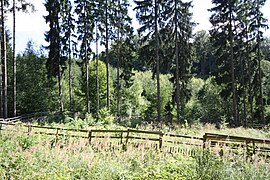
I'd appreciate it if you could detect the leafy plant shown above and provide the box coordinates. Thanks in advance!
[98,108,114,125]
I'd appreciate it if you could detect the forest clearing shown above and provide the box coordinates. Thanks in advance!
[1,0,270,179]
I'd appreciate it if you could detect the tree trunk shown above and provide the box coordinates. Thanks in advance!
[174,0,180,123]
[116,53,120,120]
[116,2,121,121]
[105,0,110,111]
[154,0,161,121]
[0,22,2,118]
[58,61,64,113]
[1,0,7,118]
[13,0,16,117]
[68,35,72,112]
[0,0,3,118]
[86,55,90,114]
[229,9,237,125]
[257,32,265,124]
[245,26,253,126]
[95,22,99,114]
[239,50,247,126]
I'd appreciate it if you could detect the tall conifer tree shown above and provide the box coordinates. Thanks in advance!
[44,0,64,113]
[134,0,164,121]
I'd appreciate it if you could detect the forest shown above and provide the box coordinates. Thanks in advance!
[1,0,270,179]
[0,0,270,127]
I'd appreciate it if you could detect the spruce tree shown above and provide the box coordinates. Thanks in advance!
[210,0,239,125]
[44,0,64,113]
[60,0,75,112]
[210,0,268,125]
[163,0,194,123]
[134,0,164,121]
[1,0,8,118]
[112,0,133,120]
[75,0,95,114]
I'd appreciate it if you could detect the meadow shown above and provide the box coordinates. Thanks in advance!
[0,122,270,179]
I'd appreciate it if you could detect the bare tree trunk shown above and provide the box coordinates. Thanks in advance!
[116,54,120,119]
[239,51,247,126]
[68,35,72,112]
[13,0,16,117]
[0,26,2,118]
[3,30,6,118]
[245,26,254,126]
[1,0,7,118]
[0,2,2,118]
[85,55,90,114]
[68,8,72,112]
[95,22,99,114]
[257,32,265,124]
[174,0,180,123]
[85,42,90,114]
[154,0,161,121]
[116,2,121,121]
[58,62,64,113]
[105,0,110,111]
[229,10,237,125]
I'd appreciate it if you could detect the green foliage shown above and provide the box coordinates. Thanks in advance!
[209,0,268,125]
[262,60,270,123]
[44,0,62,79]
[116,71,173,120]
[66,113,96,128]
[18,136,34,150]
[98,107,114,125]
[16,42,57,114]
[185,77,226,124]
[0,130,270,179]
[88,60,110,113]
[193,30,216,78]
[62,62,84,112]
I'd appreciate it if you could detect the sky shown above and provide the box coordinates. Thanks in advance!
[6,0,270,55]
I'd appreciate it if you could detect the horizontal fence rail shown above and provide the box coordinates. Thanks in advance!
[0,121,270,157]
[0,112,49,123]
[203,133,270,157]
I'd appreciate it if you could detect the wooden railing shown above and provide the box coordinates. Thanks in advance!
[203,133,270,156]
[0,121,270,157]
[0,112,49,123]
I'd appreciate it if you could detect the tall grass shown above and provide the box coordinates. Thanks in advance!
[0,128,270,179]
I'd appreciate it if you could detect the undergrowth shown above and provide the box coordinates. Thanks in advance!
[0,128,270,179]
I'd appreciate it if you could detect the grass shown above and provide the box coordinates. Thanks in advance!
[0,123,270,179]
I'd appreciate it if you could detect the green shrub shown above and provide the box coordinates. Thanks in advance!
[98,107,114,125]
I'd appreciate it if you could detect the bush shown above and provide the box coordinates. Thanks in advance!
[185,77,226,124]
[98,108,114,125]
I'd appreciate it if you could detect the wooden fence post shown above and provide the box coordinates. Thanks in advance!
[88,130,92,145]
[121,129,130,151]
[159,133,163,150]
[252,140,256,155]
[125,129,130,145]
[27,124,32,135]
[120,132,123,144]
[203,133,207,149]
[55,128,59,144]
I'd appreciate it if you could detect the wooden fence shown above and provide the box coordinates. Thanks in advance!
[0,121,270,157]
[203,133,270,157]
[0,112,49,123]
